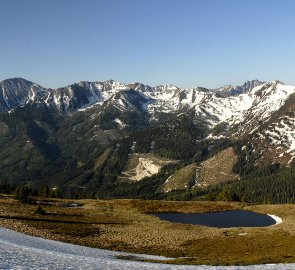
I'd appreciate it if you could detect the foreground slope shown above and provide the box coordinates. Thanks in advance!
[0,197,294,269]
[2,227,293,270]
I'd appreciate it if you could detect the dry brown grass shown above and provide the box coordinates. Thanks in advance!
[94,147,112,170]
[160,163,197,192]
[0,196,295,265]
[198,147,238,186]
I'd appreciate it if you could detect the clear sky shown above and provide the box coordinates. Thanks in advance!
[0,0,295,89]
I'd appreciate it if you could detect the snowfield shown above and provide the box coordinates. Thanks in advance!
[0,227,294,270]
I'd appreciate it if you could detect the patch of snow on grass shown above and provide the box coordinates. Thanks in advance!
[267,214,282,225]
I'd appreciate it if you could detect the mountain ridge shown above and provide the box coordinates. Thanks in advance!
[1,76,295,198]
[0,77,268,113]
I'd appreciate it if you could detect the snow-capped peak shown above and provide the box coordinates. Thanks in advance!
[0,78,46,112]
[1,78,295,132]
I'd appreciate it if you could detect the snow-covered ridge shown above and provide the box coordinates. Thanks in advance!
[47,80,295,130]
[0,78,46,112]
[0,78,260,114]
[214,79,264,96]
[1,78,295,132]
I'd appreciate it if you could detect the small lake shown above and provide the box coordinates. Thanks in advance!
[155,210,277,228]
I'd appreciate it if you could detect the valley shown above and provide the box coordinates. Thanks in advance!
[0,78,295,203]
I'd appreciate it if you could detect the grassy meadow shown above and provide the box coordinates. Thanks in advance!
[0,195,295,265]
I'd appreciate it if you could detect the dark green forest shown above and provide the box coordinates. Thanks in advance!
[0,102,295,204]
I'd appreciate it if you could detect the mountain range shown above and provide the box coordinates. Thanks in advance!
[0,77,294,200]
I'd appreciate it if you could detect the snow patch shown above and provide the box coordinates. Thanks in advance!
[0,227,294,269]
[268,214,282,225]
[114,118,126,128]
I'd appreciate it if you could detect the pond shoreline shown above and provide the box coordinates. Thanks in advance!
[267,214,283,225]
[0,197,294,266]
[155,210,278,228]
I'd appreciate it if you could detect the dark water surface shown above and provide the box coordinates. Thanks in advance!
[155,210,276,228]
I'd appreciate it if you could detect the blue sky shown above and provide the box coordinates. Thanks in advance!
[0,0,295,88]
